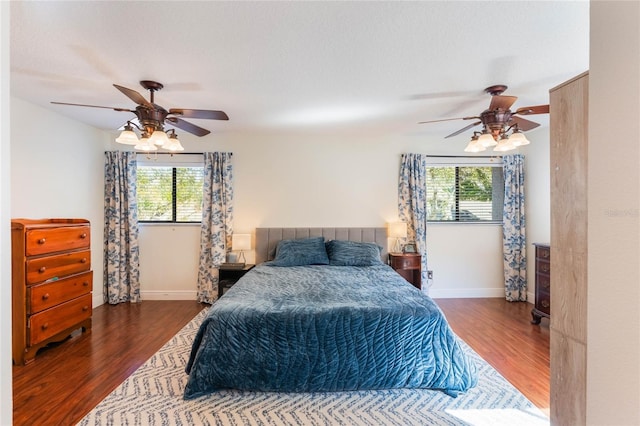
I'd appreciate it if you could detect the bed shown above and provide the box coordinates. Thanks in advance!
[184,227,478,399]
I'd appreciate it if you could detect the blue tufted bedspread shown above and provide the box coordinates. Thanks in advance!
[184,264,477,399]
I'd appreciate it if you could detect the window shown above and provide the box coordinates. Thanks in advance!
[137,166,204,223]
[426,164,504,222]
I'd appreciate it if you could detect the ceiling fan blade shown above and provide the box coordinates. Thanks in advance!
[418,116,479,124]
[445,121,482,138]
[169,109,229,120]
[113,84,154,109]
[51,101,133,112]
[489,95,518,111]
[514,104,550,115]
[165,117,211,136]
[509,116,540,132]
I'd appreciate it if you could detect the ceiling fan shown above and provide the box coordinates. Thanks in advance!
[51,80,229,152]
[419,85,549,152]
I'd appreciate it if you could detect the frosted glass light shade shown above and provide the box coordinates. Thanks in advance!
[494,136,516,152]
[115,129,139,145]
[232,234,252,251]
[478,132,497,147]
[464,139,486,153]
[134,136,157,151]
[165,134,185,151]
[508,131,530,146]
[149,130,170,146]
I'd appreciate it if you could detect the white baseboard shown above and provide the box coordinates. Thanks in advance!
[430,287,536,302]
[429,287,506,299]
[141,290,197,300]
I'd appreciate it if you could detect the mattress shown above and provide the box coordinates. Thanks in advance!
[184,264,477,399]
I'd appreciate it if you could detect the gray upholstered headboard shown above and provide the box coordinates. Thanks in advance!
[255,227,388,265]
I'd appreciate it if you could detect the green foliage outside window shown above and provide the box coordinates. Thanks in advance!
[426,166,504,222]
[137,166,203,222]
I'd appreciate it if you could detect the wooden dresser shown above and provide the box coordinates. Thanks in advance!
[389,253,422,290]
[531,243,551,324]
[11,218,93,365]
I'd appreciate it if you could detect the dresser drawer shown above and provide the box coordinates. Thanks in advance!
[25,226,90,256]
[29,293,92,345]
[536,273,550,291]
[536,259,550,275]
[536,293,550,315]
[390,255,421,270]
[536,245,550,260]
[28,271,93,314]
[26,249,91,284]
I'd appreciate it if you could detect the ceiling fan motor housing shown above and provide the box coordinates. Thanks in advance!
[481,109,513,139]
[136,105,168,134]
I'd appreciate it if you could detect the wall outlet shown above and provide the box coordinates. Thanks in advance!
[427,270,433,280]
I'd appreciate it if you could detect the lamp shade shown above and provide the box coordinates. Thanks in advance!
[477,132,497,147]
[464,138,486,153]
[388,222,407,239]
[508,131,530,146]
[115,129,139,145]
[149,130,170,146]
[494,135,516,152]
[232,234,251,251]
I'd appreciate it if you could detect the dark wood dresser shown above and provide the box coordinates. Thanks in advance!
[11,218,93,365]
[531,243,550,324]
[389,253,422,290]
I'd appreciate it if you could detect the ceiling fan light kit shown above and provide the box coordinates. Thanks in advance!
[420,85,549,154]
[52,80,229,152]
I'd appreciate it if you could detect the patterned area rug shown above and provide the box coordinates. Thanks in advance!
[78,309,549,426]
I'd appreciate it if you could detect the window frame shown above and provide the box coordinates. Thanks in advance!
[425,157,504,225]
[136,154,204,225]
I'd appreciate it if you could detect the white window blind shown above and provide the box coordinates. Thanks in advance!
[137,163,204,223]
[426,158,504,222]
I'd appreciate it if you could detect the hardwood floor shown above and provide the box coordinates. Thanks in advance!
[436,298,550,413]
[12,300,205,426]
[12,298,550,425]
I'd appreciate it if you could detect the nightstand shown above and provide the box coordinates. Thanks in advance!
[389,253,422,290]
[218,264,255,298]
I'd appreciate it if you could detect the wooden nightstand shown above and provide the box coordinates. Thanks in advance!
[218,264,255,298]
[389,253,422,290]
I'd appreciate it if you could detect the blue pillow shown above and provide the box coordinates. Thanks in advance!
[326,240,384,266]
[267,237,330,267]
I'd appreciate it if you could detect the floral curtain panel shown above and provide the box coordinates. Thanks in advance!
[197,152,234,304]
[398,153,429,293]
[502,154,527,301]
[104,151,141,304]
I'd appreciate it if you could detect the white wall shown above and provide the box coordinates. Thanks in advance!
[124,128,551,300]
[11,98,109,309]
[587,1,640,424]
[1,2,12,424]
[522,129,551,302]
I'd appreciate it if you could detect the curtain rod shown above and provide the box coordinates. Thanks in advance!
[104,152,205,155]
[135,152,204,155]
[425,155,502,159]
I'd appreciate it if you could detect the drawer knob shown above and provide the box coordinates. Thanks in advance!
[80,233,87,239]
[42,293,49,300]
[38,266,46,273]
[83,281,89,287]
[82,306,89,311]
[41,323,48,330]
[38,238,46,244]
[81,258,88,264]
[542,300,550,308]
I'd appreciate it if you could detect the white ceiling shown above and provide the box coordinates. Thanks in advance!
[10,1,589,143]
